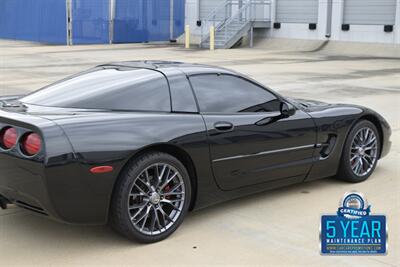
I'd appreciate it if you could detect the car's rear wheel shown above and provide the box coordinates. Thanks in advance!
[110,152,191,243]
[337,120,380,183]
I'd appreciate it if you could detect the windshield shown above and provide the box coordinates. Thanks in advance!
[21,68,171,112]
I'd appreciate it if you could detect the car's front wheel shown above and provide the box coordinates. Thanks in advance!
[337,120,380,183]
[110,152,191,243]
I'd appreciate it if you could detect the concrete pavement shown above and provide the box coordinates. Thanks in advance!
[0,39,399,266]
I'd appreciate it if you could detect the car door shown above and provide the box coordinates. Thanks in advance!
[189,73,317,191]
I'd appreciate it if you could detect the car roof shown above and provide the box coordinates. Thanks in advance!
[97,60,238,76]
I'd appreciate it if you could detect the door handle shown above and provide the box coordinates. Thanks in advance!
[214,121,234,132]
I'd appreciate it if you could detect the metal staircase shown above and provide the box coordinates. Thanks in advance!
[200,0,271,49]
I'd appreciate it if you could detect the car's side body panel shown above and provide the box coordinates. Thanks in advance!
[44,112,210,223]
[202,110,317,190]
[289,100,392,181]
[305,105,364,181]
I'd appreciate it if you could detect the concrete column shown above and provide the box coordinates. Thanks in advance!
[249,25,253,48]
[197,0,201,22]
[66,0,73,45]
[271,0,276,23]
[317,0,329,39]
[109,0,115,44]
[395,0,400,44]
[330,0,344,41]
[184,0,200,38]
[325,0,333,38]
[268,0,276,38]
[170,0,174,41]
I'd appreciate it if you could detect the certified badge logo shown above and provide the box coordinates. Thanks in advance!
[320,191,387,255]
[337,192,371,219]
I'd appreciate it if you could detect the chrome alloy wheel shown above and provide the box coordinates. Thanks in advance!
[127,163,185,236]
[350,127,378,176]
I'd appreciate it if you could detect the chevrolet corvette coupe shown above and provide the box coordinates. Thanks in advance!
[0,61,391,243]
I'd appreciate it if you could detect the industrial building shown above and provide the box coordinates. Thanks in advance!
[186,0,400,48]
[1,0,399,48]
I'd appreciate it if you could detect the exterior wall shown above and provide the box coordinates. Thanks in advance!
[270,0,326,40]
[269,0,399,44]
[186,0,400,44]
[343,0,396,25]
[329,0,398,44]
[397,0,400,43]
[199,0,225,20]
[185,0,201,36]
[276,0,318,23]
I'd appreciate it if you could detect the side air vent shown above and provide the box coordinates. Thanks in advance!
[320,134,337,158]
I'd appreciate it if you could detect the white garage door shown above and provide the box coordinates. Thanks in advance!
[199,0,226,20]
[343,0,397,25]
[276,0,319,23]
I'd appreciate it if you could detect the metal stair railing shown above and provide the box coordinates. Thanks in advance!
[200,0,271,48]
[200,0,242,47]
[250,0,271,22]
[220,1,252,46]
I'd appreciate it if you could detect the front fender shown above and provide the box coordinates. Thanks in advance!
[304,104,365,181]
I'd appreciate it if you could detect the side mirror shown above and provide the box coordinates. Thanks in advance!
[280,102,296,117]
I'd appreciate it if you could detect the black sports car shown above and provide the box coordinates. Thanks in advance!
[0,61,391,243]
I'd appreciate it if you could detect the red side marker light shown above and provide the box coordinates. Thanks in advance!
[90,166,114,174]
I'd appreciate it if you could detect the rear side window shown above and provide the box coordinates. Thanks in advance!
[189,74,280,113]
[163,69,198,113]
[21,68,171,112]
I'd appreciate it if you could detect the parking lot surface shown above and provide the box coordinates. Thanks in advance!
[0,39,399,266]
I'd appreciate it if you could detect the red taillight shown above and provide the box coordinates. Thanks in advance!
[21,133,42,156]
[1,127,18,149]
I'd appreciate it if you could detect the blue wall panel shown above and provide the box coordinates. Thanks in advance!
[0,0,185,44]
[72,0,109,44]
[173,0,185,39]
[0,0,67,44]
[114,0,171,43]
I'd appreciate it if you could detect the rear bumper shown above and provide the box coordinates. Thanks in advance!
[0,111,117,225]
[0,152,116,225]
[0,192,48,215]
[0,153,54,217]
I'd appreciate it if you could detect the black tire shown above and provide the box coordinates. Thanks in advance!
[109,151,191,243]
[337,120,380,183]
